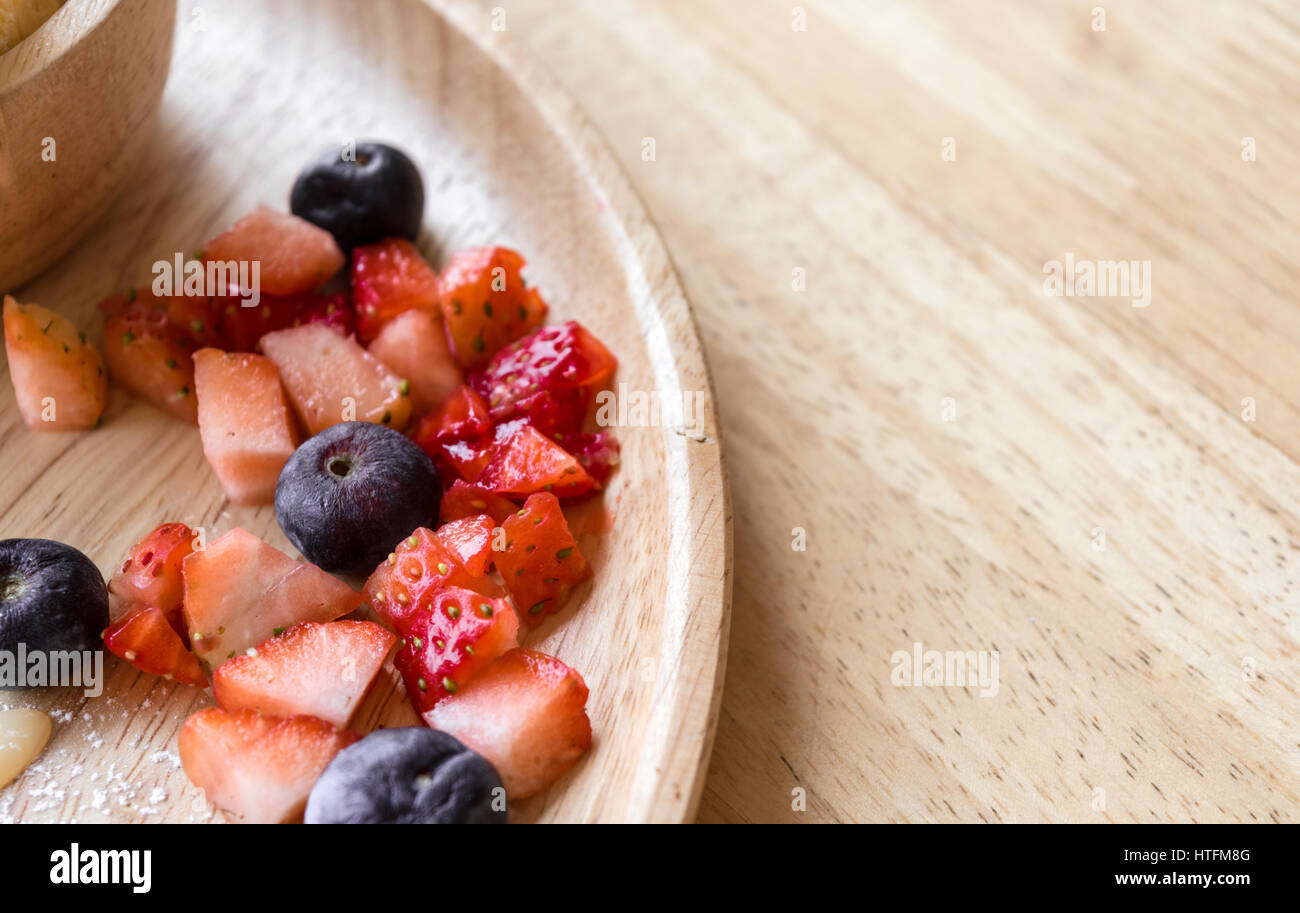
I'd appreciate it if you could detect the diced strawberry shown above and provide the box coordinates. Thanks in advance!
[193,348,298,505]
[438,247,547,371]
[106,522,196,624]
[424,648,591,799]
[394,587,518,714]
[183,528,366,671]
[214,289,301,352]
[439,480,520,525]
[477,422,598,499]
[291,293,354,338]
[350,238,440,343]
[556,429,621,487]
[260,323,412,434]
[367,310,463,415]
[362,527,500,636]
[103,305,198,423]
[409,385,494,481]
[417,385,492,443]
[470,321,615,437]
[103,605,206,687]
[201,206,345,296]
[98,286,223,350]
[212,620,396,729]
[179,707,359,823]
[3,296,107,431]
[495,492,591,626]
[436,515,495,576]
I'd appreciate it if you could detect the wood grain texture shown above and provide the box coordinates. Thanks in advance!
[485,0,1300,822]
[0,0,729,823]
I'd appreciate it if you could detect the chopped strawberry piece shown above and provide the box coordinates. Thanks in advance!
[201,206,345,296]
[183,528,366,671]
[351,238,440,343]
[193,349,298,506]
[103,605,206,687]
[179,707,359,823]
[2,297,107,432]
[107,522,196,623]
[214,289,300,352]
[470,321,616,436]
[367,310,462,416]
[260,323,412,434]
[417,385,492,444]
[424,648,591,799]
[556,429,621,487]
[99,286,223,350]
[477,422,598,499]
[362,527,500,636]
[102,306,198,423]
[439,480,520,525]
[495,492,591,626]
[291,292,354,338]
[438,247,547,370]
[393,587,518,714]
[436,514,495,576]
[410,385,495,481]
[212,620,396,729]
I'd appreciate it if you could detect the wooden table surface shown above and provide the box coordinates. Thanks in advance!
[487,0,1300,822]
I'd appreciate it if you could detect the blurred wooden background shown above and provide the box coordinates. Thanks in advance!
[485,0,1300,822]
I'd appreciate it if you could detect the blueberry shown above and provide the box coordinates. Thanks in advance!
[305,727,506,824]
[275,421,440,575]
[0,539,109,676]
[290,142,424,252]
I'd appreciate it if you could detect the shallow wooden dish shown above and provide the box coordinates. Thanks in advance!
[0,0,730,823]
[0,0,176,291]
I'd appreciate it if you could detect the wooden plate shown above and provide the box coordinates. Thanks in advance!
[0,0,730,824]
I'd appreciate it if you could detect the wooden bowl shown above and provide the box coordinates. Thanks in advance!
[0,0,176,292]
[0,0,730,823]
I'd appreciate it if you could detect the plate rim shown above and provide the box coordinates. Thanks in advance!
[423,0,733,822]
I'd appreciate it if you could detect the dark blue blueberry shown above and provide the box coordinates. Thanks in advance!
[289,142,424,253]
[305,727,506,824]
[275,421,440,575]
[0,539,109,676]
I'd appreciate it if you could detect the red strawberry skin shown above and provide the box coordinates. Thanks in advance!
[424,648,591,799]
[438,247,547,370]
[477,422,597,499]
[103,605,206,687]
[351,238,440,343]
[179,707,359,823]
[470,320,616,437]
[106,522,195,624]
[436,515,495,577]
[496,492,591,627]
[363,527,501,636]
[560,430,621,487]
[393,587,518,714]
[291,293,354,337]
[212,620,397,729]
[439,480,520,525]
[410,385,494,483]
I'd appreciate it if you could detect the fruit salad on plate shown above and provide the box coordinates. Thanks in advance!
[0,142,620,823]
